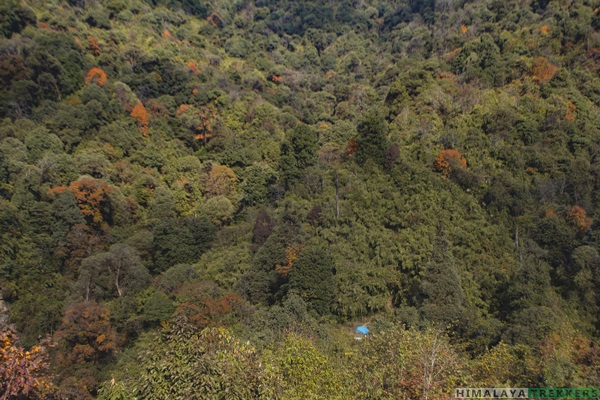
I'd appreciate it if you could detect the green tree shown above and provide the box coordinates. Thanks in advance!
[289,246,336,315]
[280,123,318,188]
[152,216,215,273]
[77,243,150,301]
[354,111,389,167]
[98,320,264,400]
[418,233,468,328]
[263,333,344,400]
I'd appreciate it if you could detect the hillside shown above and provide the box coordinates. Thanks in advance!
[1,0,600,398]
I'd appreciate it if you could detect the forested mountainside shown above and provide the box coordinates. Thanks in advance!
[1,0,600,398]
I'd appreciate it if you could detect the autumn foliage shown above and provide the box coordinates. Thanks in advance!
[49,179,113,225]
[565,100,576,122]
[567,205,592,232]
[84,67,107,87]
[188,61,199,74]
[276,244,304,278]
[54,303,117,368]
[434,149,467,178]
[205,165,238,198]
[531,57,558,83]
[131,101,149,136]
[0,324,55,399]
[173,283,244,328]
[347,138,358,157]
[87,37,100,56]
[194,107,215,144]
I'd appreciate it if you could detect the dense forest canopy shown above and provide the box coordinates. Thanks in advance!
[0,0,599,398]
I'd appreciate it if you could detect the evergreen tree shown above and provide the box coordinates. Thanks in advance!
[289,247,336,315]
[279,124,318,188]
[418,233,467,327]
[354,112,389,167]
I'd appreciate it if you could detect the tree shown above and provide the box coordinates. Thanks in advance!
[536,323,598,387]
[50,179,114,228]
[567,205,592,233]
[77,243,150,301]
[354,112,389,166]
[54,302,117,398]
[0,0,36,38]
[262,333,343,400]
[434,149,467,178]
[130,102,149,137]
[0,324,55,399]
[204,164,238,199]
[418,234,468,328]
[54,302,117,367]
[241,164,277,207]
[289,247,336,315]
[470,342,520,386]
[152,216,216,273]
[173,282,244,329]
[275,244,304,278]
[87,37,100,56]
[531,57,558,84]
[55,223,107,277]
[84,68,107,87]
[98,321,264,400]
[347,327,464,399]
[280,124,318,188]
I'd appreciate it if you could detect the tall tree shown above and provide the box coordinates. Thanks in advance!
[418,233,468,328]
[289,246,336,315]
[279,124,318,188]
[152,216,216,273]
[354,112,389,167]
[77,243,150,301]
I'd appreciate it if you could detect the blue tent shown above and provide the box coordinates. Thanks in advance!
[354,325,369,335]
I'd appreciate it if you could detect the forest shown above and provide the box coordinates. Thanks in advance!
[0,0,599,398]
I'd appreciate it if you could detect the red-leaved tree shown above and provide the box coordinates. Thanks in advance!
[0,324,55,399]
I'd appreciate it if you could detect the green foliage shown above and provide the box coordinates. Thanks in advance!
[354,112,388,167]
[99,321,265,400]
[0,0,599,393]
[262,333,344,400]
[152,216,216,273]
[280,123,318,188]
[289,246,337,316]
[0,0,36,38]
[418,233,469,328]
[346,326,465,399]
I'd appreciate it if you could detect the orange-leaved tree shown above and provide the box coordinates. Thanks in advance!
[347,138,358,157]
[531,57,558,84]
[131,101,149,136]
[84,67,107,87]
[0,324,55,399]
[567,205,592,233]
[173,282,245,328]
[434,149,467,178]
[87,37,100,56]
[195,106,215,145]
[187,61,200,74]
[49,179,113,227]
[54,302,117,399]
[276,244,304,278]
